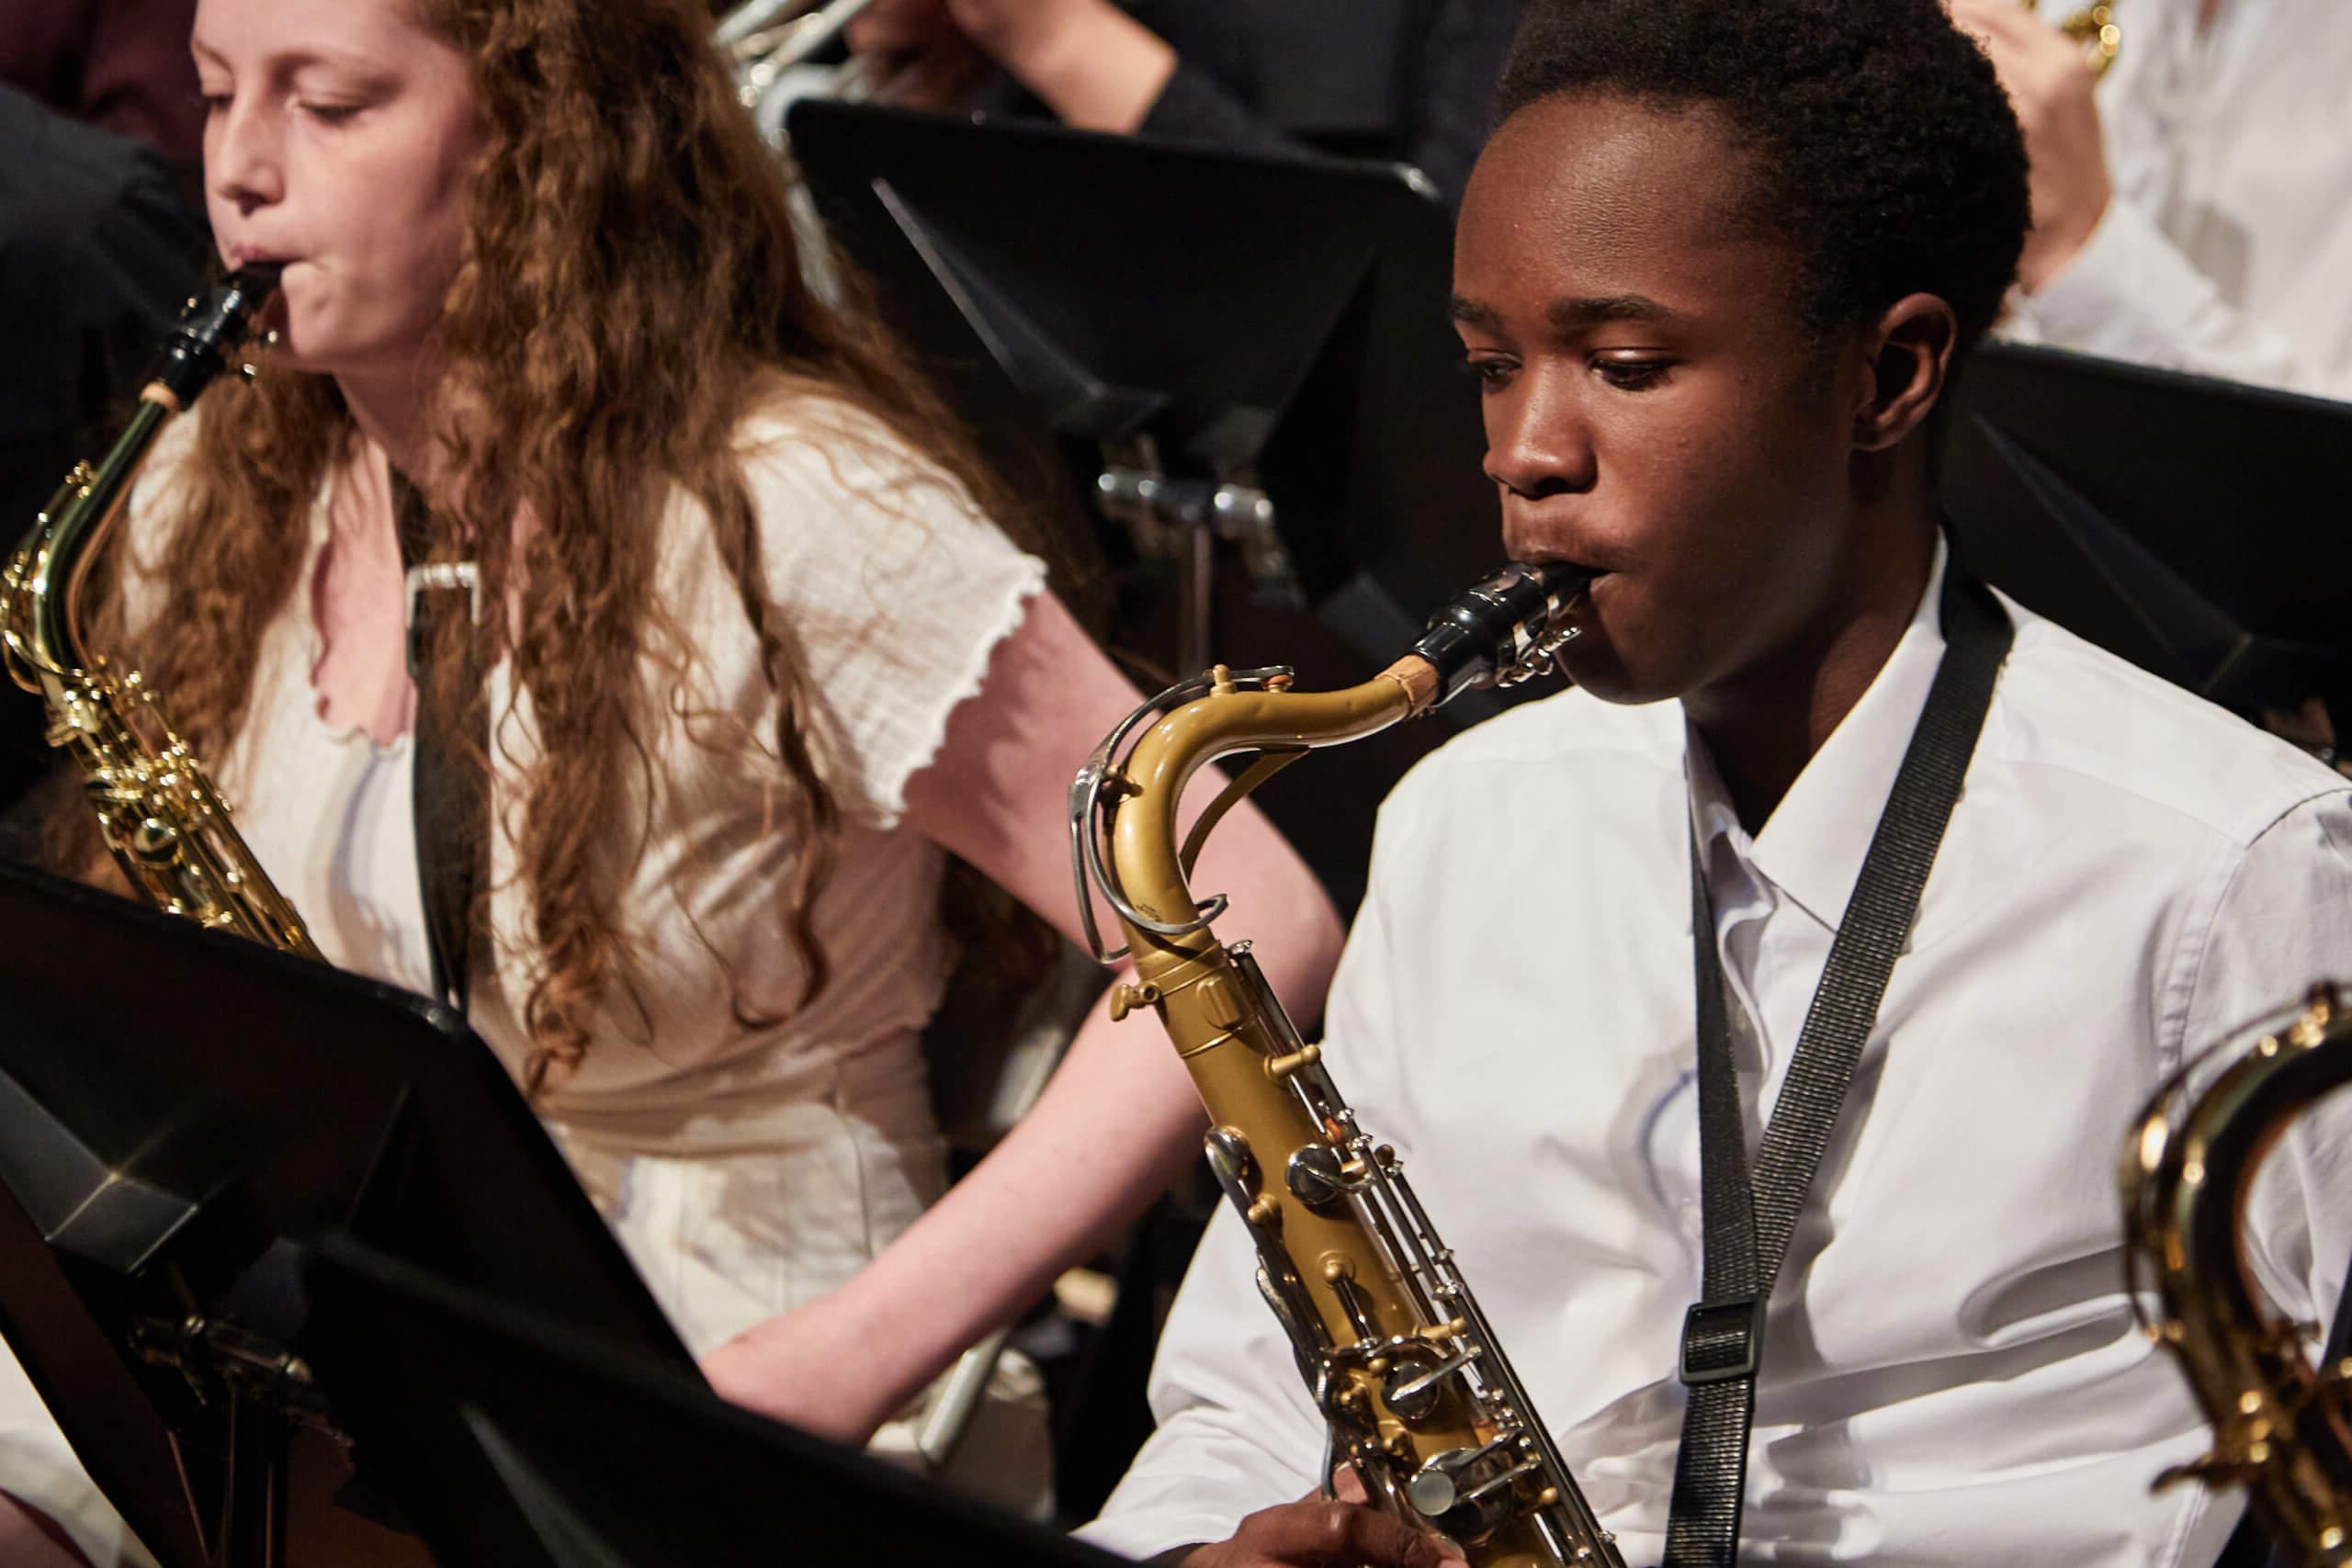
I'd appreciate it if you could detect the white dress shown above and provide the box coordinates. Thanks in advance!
[109,392,1053,1503]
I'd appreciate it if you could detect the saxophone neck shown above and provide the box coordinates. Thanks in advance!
[1081,658,1411,973]
[1070,560,1592,974]
[6,397,175,682]
[5,265,281,684]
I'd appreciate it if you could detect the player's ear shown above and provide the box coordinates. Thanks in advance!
[1852,292,1958,452]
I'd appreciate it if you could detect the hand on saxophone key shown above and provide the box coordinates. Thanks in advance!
[1176,1470,1464,1568]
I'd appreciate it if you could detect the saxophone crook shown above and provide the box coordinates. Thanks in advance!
[1070,560,1621,1568]
[1,265,322,958]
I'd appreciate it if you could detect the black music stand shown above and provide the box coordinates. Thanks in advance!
[787,101,1520,919]
[787,100,1499,666]
[298,1236,1125,1567]
[0,860,690,1568]
[1939,343,2352,723]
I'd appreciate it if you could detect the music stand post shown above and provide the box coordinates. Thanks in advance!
[0,860,691,1568]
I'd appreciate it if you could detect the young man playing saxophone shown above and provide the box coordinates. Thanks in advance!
[1080,2,2352,1564]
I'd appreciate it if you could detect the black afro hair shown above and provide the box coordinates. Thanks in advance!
[1497,0,2031,354]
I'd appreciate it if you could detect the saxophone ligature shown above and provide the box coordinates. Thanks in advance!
[2122,983,2352,1563]
[1069,562,1623,1567]
[0,265,321,957]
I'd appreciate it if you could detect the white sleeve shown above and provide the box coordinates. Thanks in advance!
[2004,196,2352,402]
[1074,1205,1330,1560]
[1078,801,1414,1559]
[2174,788,2352,1343]
[0,1338,156,1567]
[729,403,1046,829]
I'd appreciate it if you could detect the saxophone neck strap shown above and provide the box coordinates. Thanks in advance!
[1662,558,2013,1568]
[390,471,484,1016]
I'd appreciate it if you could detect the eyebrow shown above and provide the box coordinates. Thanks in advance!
[1447,293,1680,333]
[188,36,390,80]
[1549,294,1677,331]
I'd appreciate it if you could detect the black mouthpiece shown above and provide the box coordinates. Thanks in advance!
[153,265,284,405]
[1409,559,1595,706]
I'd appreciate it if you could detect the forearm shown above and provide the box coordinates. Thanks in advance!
[810,991,1206,1414]
[0,1492,96,1568]
[795,856,1340,1416]
[956,0,1176,133]
[2012,193,2352,400]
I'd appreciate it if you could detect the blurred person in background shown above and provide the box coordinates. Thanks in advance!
[841,0,1525,206]
[1,0,206,165]
[1953,0,2352,400]
[1,0,209,806]
[1,0,209,520]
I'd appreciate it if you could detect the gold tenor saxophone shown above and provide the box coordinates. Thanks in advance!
[2122,984,2352,1563]
[0,265,320,957]
[1069,562,1623,1567]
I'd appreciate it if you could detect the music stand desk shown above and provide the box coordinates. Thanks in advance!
[300,1237,1126,1568]
[1941,342,2352,716]
[0,860,688,1566]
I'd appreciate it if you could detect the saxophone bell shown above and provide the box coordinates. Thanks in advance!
[2124,984,2352,1562]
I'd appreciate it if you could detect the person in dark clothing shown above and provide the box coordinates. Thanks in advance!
[843,0,1522,204]
[0,0,205,166]
[0,87,208,521]
[2,0,210,527]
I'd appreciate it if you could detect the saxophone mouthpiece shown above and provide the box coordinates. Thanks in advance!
[1409,558,1597,707]
[153,266,286,406]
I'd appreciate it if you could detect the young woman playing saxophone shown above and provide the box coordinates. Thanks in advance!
[3,0,1340,1539]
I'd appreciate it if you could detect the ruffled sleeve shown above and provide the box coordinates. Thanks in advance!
[726,399,1046,829]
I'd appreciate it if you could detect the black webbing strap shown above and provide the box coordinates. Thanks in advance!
[1661,561,2013,1568]
[391,473,483,1015]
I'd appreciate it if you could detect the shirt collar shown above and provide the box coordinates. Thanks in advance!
[1685,535,1952,931]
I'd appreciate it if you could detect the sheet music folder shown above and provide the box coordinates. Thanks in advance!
[301,1236,1126,1567]
[0,858,688,1565]
[1939,343,2352,718]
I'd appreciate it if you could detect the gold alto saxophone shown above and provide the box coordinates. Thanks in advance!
[0,265,320,957]
[1070,562,1623,1567]
[2121,983,2352,1563]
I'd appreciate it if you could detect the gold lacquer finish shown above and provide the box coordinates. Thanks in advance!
[1071,564,1621,1567]
[2025,0,2122,76]
[0,268,320,958]
[2122,983,2352,1563]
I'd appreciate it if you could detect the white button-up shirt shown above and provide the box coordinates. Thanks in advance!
[2001,0,2352,400]
[1081,547,2352,1565]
